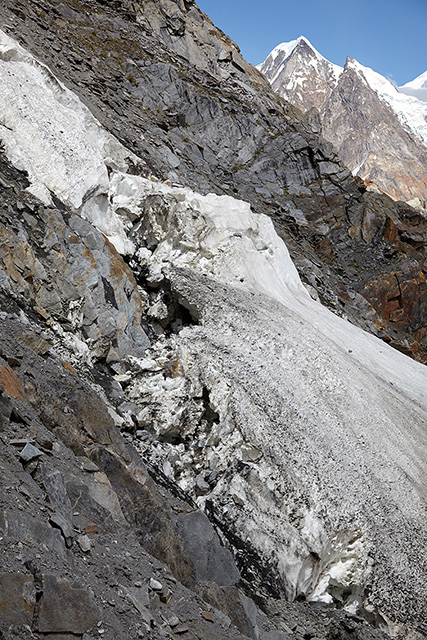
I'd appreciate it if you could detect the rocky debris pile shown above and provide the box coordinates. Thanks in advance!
[0,313,248,640]
[0,151,395,640]
[0,0,426,362]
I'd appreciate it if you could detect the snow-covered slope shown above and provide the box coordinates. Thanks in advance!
[1,25,427,639]
[402,69,427,90]
[400,69,427,102]
[115,166,427,635]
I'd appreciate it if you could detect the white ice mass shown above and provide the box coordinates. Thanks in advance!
[0,28,136,254]
[1,29,427,634]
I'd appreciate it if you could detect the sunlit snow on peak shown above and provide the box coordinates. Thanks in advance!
[400,70,427,103]
[258,36,342,86]
[268,36,313,62]
[348,58,427,146]
[402,69,427,90]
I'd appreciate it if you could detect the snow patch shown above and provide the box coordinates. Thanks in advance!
[0,29,136,254]
[402,69,427,90]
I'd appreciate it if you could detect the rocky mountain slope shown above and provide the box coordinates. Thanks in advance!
[2,0,427,364]
[258,37,427,208]
[0,2,426,640]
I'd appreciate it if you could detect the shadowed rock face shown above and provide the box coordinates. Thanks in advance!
[0,2,426,640]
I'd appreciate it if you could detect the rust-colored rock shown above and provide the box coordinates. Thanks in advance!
[0,365,27,401]
[315,237,335,263]
[384,216,398,244]
[62,360,78,377]
[362,268,427,357]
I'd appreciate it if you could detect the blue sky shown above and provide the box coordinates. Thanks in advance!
[196,0,427,86]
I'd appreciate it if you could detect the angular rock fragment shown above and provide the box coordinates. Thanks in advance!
[19,442,43,463]
[49,512,74,548]
[0,572,36,628]
[121,585,153,626]
[174,511,241,586]
[149,577,162,591]
[37,574,100,634]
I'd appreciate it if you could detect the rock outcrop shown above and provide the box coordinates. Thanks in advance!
[0,3,426,640]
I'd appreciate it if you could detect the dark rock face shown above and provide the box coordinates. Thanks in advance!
[36,574,100,634]
[0,572,36,629]
[174,511,241,586]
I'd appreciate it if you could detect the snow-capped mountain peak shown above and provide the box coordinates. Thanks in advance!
[258,40,427,205]
[268,35,322,64]
[399,69,427,102]
[257,36,342,112]
[402,69,427,90]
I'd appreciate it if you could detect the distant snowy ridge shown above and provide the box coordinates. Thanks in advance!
[400,69,427,103]
[348,58,427,146]
[402,69,427,90]
[258,37,427,206]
